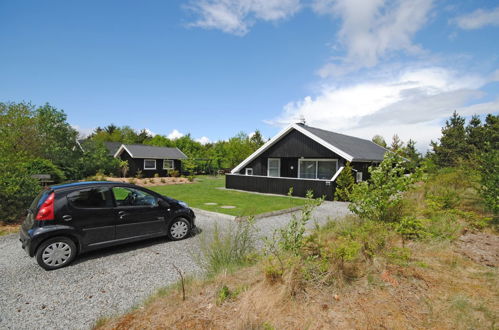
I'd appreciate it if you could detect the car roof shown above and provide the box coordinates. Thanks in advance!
[50,181,137,191]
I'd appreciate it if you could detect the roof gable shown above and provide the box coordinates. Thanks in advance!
[231,124,387,174]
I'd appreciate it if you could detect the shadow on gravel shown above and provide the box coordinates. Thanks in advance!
[70,228,203,266]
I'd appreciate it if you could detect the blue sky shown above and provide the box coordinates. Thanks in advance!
[1,0,498,150]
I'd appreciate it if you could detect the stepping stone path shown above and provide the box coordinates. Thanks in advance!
[204,202,218,205]
[220,205,236,209]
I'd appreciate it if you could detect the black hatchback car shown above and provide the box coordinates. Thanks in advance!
[19,181,196,270]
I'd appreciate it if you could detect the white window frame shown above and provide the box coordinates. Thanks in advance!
[267,158,281,177]
[163,159,174,170]
[143,159,157,170]
[245,168,253,175]
[298,159,338,180]
[356,171,363,182]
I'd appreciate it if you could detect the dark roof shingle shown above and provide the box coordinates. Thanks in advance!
[298,124,388,162]
[120,144,187,159]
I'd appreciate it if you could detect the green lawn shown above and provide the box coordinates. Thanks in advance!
[149,176,307,216]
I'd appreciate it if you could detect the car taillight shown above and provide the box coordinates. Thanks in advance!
[35,192,55,221]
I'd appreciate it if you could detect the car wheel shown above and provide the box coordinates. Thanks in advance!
[36,237,77,270]
[168,218,190,240]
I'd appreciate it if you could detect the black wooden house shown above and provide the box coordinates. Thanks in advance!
[226,123,388,200]
[111,144,187,177]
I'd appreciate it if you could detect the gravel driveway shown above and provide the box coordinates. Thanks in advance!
[0,201,350,330]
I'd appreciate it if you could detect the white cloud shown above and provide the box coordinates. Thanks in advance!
[144,128,156,137]
[196,136,211,144]
[72,125,94,138]
[268,66,495,151]
[454,6,499,30]
[186,0,301,35]
[167,129,184,140]
[313,0,433,75]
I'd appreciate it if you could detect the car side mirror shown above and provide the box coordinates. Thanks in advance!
[158,199,170,208]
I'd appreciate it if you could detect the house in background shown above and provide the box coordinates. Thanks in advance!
[112,144,187,177]
[226,123,388,200]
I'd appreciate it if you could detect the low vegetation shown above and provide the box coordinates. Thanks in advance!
[96,146,498,329]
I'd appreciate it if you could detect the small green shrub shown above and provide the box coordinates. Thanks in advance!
[215,285,243,305]
[274,191,323,255]
[396,216,430,247]
[334,162,355,201]
[128,178,136,184]
[154,173,160,178]
[168,169,180,178]
[187,175,195,182]
[349,152,416,222]
[135,170,143,179]
[426,189,460,210]
[160,178,166,183]
[148,178,154,184]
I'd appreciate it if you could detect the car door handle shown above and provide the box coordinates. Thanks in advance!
[118,211,127,219]
[62,215,72,222]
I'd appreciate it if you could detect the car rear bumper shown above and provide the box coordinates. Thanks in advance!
[19,227,33,256]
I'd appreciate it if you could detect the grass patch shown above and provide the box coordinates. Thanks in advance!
[150,176,307,216]
[196,218,258,277]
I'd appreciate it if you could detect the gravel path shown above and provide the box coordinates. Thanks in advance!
[0,201,350,330]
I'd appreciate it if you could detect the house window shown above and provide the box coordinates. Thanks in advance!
[163,159,174,170]
[356,171,363,182]
[245,168,253,175]
[144,159,156,170]
[299,159,338,180]
[267,158,280,177]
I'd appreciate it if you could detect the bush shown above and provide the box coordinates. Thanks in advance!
[396,216,430,247]
[25,158,66,183]
[0,160,41,223]
[168,169,180,178]
[349,152,416,222]
[334,162,354,201]
[135,170,143,179]
[272,191,323,255]
[479,149,499,214]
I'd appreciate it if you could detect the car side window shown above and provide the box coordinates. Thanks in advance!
[67,188,113,208]
[112,187,158,207]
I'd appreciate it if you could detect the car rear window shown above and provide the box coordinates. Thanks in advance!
[67,187,113,208]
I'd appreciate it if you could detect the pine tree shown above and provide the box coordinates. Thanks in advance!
[334,162,355,201]
[372,135,387,148]
[401,139,421,172]
[430,111,469,167]
[466,115,485,156]
[390,134,404,152]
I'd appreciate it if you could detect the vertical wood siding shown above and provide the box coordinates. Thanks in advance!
[226,174,336,200]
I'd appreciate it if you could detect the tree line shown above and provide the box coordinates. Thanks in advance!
[1,101,497,223]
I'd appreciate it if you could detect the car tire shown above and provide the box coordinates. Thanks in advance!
[167,218,191,241]
[36,236,77,270]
